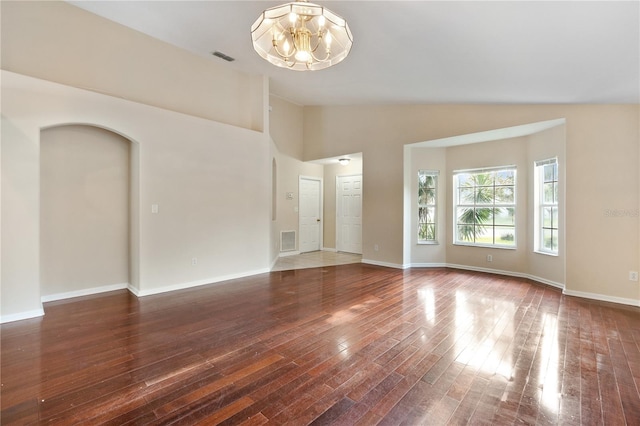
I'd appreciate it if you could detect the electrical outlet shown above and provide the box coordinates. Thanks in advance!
[630,271,639,281]
[374,244,379,252]
[192,257,198,266]
[487,254,493,262]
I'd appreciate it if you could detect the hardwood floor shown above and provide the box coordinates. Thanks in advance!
[2,265,639,425]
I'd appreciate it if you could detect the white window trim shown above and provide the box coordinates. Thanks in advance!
[418,170,439,244]
[534,158,559,256]
[453,165,517,249]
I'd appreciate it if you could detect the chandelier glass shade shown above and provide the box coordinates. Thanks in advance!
[251,1,353,71]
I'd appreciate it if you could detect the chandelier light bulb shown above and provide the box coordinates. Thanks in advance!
[295,50,311,62]
[325,31,332,47]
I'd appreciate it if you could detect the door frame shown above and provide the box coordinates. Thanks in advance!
[299,175,323,252]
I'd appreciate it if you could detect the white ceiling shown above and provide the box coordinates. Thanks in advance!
[69,1,640,106]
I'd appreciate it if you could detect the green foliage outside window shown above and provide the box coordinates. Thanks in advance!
[455,168,516,247]
[418,172,437,242]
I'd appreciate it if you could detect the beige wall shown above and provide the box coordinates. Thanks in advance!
[1,71,271,322]
[40,125,130,298]
[269,96,366,256]
[269,96,323,258]
[304,104,639,305]
[1,1,264,131]
[446,137,530,273]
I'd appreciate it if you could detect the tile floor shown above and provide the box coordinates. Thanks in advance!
[271,250,362,271]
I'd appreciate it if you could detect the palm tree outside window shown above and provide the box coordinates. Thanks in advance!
[418,170,438,243]
[454,166,516,247]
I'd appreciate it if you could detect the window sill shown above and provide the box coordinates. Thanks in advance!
[534,250,559,257]
[417,241,439,245]
[453,242,516,250]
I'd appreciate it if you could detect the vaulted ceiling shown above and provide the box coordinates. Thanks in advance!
[70,1,640,106]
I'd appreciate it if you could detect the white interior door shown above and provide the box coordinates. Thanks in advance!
[299,177,322,252]
[337,175,362,254]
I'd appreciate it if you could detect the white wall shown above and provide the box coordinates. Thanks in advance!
[1,71,271,322]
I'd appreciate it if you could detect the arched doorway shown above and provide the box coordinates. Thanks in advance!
[40,125,134,300]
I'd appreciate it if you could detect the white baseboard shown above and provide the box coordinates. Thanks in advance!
[135,268,271,297]
[434,263,565,290]
[1,308,45,324]
[411,262,447,268]
[41,282,129,303]
[322,247,337,252]
[269,255,279,270]
[563,289,640,307]
[127,283,141,297]
[362,258,407,269]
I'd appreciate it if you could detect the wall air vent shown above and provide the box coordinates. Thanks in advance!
[280,230,296,252]
[212,51,235,62]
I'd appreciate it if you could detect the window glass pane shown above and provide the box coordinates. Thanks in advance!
[495,186,514,203]
[425,224,435,240]
[542,229,553,251]
[425,190,436,205]
[543,207,553,227]
[418,187,429,205]
[419,224,430,240]
[553,182,558,203]
[496,169,515,185]
[458,187,474,204]
[457,173,473,187]
[457,225,475,242]
[551,230,558,251]
[474,226,493,245]
[552,207,558,227]
[456,207,475,224]
[543,183,555,204]
[496,227,516,246]
[475,172,494,186]
[544,163,556,182]
[475,207,493,225]
[418,207,435,224]
[475,186,494,204]
[494,207,515,226]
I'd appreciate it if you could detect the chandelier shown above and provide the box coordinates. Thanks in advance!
[251,1,353,71]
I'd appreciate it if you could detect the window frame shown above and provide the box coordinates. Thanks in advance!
[534,158,559,255]
[418,170,439,244]
[453,165,517,249]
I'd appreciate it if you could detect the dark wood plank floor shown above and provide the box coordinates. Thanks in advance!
[2,265,639,425]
